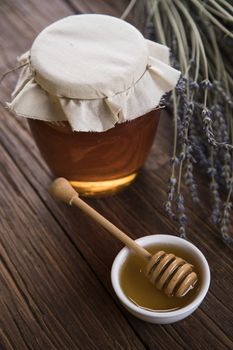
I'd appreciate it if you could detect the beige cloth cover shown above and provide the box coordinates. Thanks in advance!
[8,14,180,132]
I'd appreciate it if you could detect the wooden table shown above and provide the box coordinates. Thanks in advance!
[0,1,233,349]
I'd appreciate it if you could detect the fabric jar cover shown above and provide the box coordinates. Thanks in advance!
[8,14,181,132]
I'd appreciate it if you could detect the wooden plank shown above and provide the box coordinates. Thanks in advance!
[63,0,147,32]
[1,109,233,350]
[0,140,145,350]
[1,0,233,349]
[0,1,145,349]
[0,0,71,69]
[0,109,185,350]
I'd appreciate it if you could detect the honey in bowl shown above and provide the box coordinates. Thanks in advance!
[120,243,201,312]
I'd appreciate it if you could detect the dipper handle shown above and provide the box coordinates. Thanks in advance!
[50,178,151,261]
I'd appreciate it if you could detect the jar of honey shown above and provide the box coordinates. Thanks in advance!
[8,15,180,196]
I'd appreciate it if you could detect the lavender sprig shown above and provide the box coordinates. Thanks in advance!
[202,107,217,147]
[164,176,177,220]
[176,194,187,239]
[222,151,232,189]
[202,107,233,150]
[210,177,222,224]
[184,146,199,203]
[175,76,187,96]
[147,0,233,243]
[213,81,233,108]
[220,202,233,245]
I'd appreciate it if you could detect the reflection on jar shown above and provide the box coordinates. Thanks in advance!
[28,109,160,196]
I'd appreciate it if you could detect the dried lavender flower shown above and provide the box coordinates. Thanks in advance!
[189,80,199,91]
[222,151,232,188]
[146,0,233,244]
[200,79,213,90]
[220,202,233,245]
[184,146,199,203]
[176,193,187,239]
[210,179,222,224]
[164,176,177,219]
[213,81,233,108]
[202,108,217,147]
[170,157,179,167]
[175,76,187,96]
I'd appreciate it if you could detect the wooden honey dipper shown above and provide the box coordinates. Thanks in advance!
[50,178,198,298]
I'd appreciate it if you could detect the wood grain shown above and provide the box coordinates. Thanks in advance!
[0,124,144,350]
[0,0,233,349]
[63,0,147,33]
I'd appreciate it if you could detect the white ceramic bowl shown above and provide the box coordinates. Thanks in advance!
[111,234,210,324]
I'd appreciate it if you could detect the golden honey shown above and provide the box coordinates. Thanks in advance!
[28,110,160,196]
[120,243,201,312]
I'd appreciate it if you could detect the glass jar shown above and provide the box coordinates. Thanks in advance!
[9,15,180,197]
[28,109,160,196]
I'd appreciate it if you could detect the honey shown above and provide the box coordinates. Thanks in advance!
[28,110,160,196]
[120,243,201,312]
